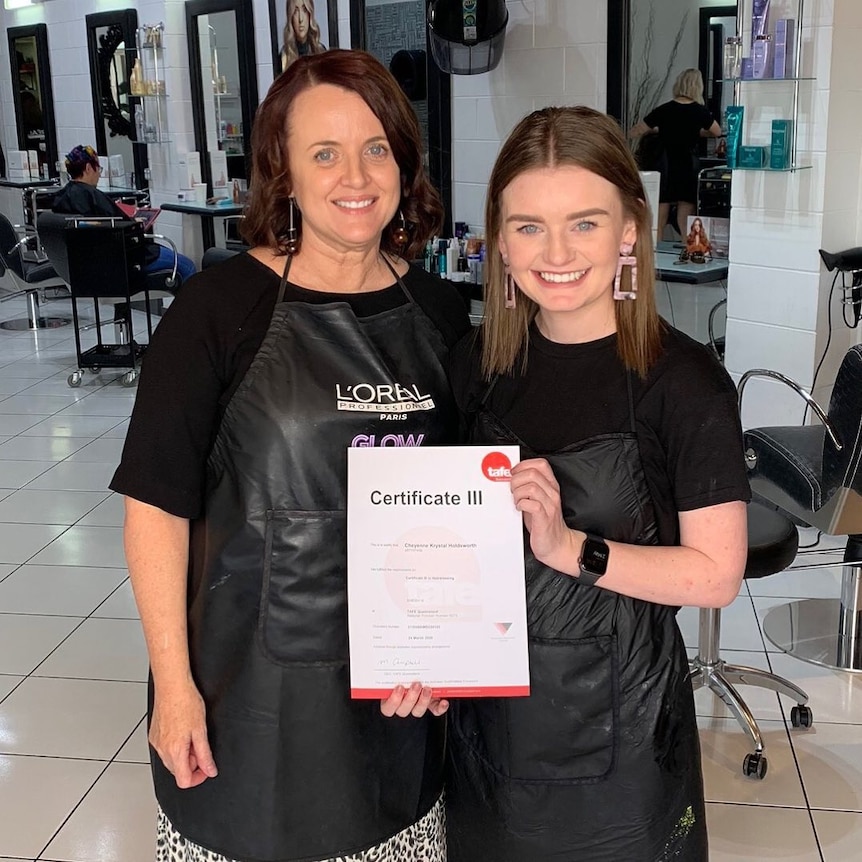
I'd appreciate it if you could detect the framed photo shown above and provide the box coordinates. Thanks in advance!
[269,0,339,76]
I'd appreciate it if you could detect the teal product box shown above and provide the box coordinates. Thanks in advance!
[770,119,794,169]
[738,146,768,168]
[773,18,795,78]
[725,105,745,168]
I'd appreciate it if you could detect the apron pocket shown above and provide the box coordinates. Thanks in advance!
[258,509,347,666]
[459,634,618,784]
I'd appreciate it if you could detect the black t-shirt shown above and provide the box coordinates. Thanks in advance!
[51,181,121,218]
[449,323,751,545]
[110,254,471,518]
[644,100,714,161]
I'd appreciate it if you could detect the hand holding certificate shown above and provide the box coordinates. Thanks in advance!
[347,445,530,699]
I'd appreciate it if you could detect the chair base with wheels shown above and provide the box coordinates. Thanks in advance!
[689,501,813,779]
[0,287,69,331]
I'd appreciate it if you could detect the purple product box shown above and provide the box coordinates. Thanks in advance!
[773,18,795,78]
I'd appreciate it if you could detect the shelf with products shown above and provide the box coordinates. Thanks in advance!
[726,0,810,173]
[129,22,170,144]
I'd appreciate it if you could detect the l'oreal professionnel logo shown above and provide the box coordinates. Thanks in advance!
[335,383,435,414]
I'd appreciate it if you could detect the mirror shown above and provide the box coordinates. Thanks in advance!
[608,0,737,142]
[86,9,149,190]
[349,0,453,234]
[7,24,58,179]
[186,0,259,191]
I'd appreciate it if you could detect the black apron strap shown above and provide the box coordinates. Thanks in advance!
[276,254,293,305]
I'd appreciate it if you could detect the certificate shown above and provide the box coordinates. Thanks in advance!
[347,445,529,699]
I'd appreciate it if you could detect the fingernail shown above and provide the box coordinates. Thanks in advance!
[410,681,421,692]
[393,685,403,696]
[421,686,431,698]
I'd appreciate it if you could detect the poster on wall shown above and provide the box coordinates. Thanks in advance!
[269,0,339,76]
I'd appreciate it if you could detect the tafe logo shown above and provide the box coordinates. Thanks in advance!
[481,451,512,482]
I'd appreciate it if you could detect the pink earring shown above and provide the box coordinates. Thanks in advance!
[613,243,638,301]
[502,260,517,309]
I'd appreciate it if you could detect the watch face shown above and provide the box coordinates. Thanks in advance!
[582,537,609,575]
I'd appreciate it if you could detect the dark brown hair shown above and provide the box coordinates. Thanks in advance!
[482,106,661,379]
[241,49,443,260]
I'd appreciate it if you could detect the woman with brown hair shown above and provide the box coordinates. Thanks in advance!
[281,0,326,71]
[111,50,468,862]
[444,106,749,860]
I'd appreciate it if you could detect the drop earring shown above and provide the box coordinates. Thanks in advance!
[392,210,410,247]
[613,243,638,300]
[504,262,517,309]
[285,196,300,255]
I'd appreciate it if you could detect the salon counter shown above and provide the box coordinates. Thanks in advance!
[160,200,244,251]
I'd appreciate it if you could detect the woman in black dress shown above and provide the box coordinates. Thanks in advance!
[631,69,721,240]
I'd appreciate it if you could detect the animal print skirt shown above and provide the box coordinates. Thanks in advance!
[156,796,446,862]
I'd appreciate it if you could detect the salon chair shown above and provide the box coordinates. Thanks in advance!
[38,212,180,342]
[690,500,812,780]
[739,345,862,672]
[0,211,70,331]
[37,213,180,386]
[202,246,241,269]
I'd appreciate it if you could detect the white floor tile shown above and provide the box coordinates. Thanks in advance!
[116,717,149,764]
[53,399,133,419]
[40,762,156,862]
[699,717,807,808]
[62,437,126,464]
[0,614,81,675]
[0,436,93,462]
[705,803,821,861]
[0,755,104,859]
[793,723,862,812]
[0,414,50,436]
[678,594,767,653]
[100,419,129,439]
[0,460,55,488]
[0,378,32,395]
[77,494,125,528]
[34,618,148,682]
[0,490,109,526]
[0,677,145,759]
[0,394,82,415]
[0,565,127,616]
[28,526,126,568]
[92,581,138,620]
[24,461,117,493]
[0,523,68,565]
[813,809,862,862]
[0,674,23,702]
[20,415,124,438]
[747,564,844,599]
[0,563,16,582]
[766,652,862,726]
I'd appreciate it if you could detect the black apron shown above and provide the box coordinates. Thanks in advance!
[151,259,456,861]
[447,375,708,862]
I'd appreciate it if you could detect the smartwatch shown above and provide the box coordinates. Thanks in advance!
[577,533,609,586]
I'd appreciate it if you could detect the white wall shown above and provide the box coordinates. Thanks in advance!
[726,0,862,427]
[450,0,608,233]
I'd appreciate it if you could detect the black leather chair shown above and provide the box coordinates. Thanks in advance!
[0,211,70,331]
[36,213,180,387]
[690,500,812,780]
[740,345,862,672]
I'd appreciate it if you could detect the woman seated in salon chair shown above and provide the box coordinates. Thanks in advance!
[52,145,197,285]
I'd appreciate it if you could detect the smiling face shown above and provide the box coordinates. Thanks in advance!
[498,164,637,341]
[286,83,402,257]
[290,0,311,43]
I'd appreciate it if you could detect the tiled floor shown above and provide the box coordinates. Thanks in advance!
[1,287,861,860]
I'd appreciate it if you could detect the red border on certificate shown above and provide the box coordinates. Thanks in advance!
[351,685,530,700]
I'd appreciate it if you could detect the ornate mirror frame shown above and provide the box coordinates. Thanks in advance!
[85,9,148,190]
